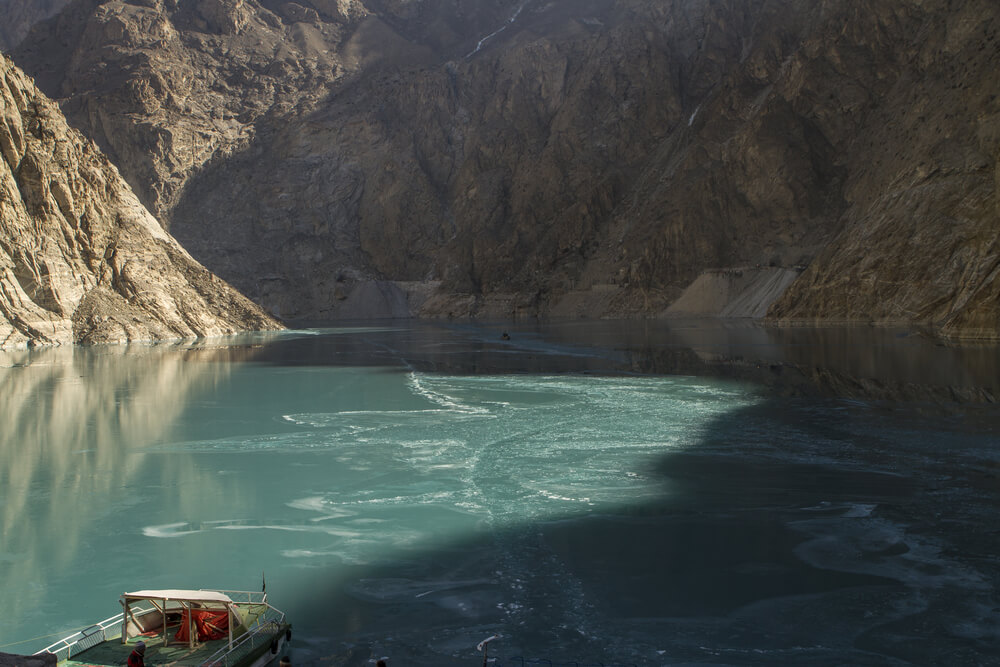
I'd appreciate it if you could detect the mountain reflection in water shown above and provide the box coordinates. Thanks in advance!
[0,321,997,665]
[0,341,253,636]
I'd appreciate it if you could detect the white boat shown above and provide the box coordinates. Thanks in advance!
[35,589,291,666]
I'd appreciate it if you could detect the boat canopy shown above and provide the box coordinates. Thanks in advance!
[120,589,244,650]
[122,589,234,604]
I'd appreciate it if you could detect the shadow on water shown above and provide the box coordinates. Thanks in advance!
[264,320,1000,666]
[288,397,1000,665]
[3,320,997,665]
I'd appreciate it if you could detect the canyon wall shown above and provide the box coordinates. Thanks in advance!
[10,0,1000,337]
[0,55,281,348]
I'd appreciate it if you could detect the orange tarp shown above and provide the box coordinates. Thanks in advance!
[174,609,229,642]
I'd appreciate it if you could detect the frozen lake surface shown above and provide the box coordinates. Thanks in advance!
[1,321,998,665]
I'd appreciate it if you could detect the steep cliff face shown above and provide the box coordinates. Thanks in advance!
[12,0,369,223]
[12,0,1000,337]
[766,0,1000,338]
[0,55,281,349]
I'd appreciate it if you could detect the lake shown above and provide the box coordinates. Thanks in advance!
[1,320,998,665]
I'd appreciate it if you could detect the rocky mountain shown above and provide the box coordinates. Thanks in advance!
[0,0,73,52]
[10,0,1000,338]
[0,55,281,349]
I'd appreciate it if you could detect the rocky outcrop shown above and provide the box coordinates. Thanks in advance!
[0,0,73,52]
[11,0,1000,338]
[0,55,281,349]
[12,0,371,224]
[665,268,801,319]
[763,0,1000,339]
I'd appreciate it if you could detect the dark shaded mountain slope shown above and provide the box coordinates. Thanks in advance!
[0,0,73,52]
[12,0,1000,338]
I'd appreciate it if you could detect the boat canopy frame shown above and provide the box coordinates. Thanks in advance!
[36,588,285,665]
[120,589,265,652]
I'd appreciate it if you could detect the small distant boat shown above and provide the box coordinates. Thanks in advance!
[35,588,291,666]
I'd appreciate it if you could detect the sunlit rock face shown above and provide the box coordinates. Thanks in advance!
[11,0,1000,337]
[0,56,282,349]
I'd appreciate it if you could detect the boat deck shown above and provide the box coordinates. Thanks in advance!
[44,593,287,667]
[65,632,230,666]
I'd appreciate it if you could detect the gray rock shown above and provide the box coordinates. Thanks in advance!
[0,0,73,52]
[0,55,282,349]
[11,0,1000,339]
[665,268,802,319]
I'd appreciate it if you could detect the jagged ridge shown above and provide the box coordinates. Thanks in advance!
[10,0,1000,338]
[0,54,282,349]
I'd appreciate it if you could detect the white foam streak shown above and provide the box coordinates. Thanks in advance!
[536,489,593,504]
[213,524,321,534]
[143,519,365,539]
[406,373,490,415]
[143,522,198,538]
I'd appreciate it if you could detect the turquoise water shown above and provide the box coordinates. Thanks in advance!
[1,322,998,665]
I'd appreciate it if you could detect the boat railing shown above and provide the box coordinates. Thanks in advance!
[35,613,124,663]
[199,602,287,667]
[203,589,268,606]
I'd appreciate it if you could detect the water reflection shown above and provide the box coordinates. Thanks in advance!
[526,320,1000,404]
[278,319,1000,403]
[1,321,997,662]
[0,341,261,633]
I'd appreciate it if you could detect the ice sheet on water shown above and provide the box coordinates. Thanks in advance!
[286,496,359,519]
[792,514,988,590]
[124,372,767,599]
[407,372,495,414]
[143,519,369,539]
[9,322,1000,665]
[273,375,762,545]
[348,577,493,602]
[142,522,200,538]
[843,503,877,518]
